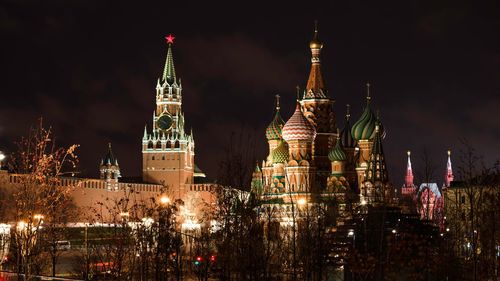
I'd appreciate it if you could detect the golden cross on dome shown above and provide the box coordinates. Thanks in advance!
[165,34,175,44]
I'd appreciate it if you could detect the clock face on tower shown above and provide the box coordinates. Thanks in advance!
[157,114,173,131]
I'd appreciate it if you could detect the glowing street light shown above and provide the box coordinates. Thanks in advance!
[33,214,44,221]
[297,198,307,207]
[347,230,355,237]
[160,195,171,205]
[0,151,5,169]
[392,229,397,234]
[119,212,130,218]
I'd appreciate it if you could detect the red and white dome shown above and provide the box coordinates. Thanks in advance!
[282,103,316,142]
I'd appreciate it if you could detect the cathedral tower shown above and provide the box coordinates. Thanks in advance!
[300,23,336,189]
[282,101,316,193]
[351,83,383,189]
[142,35,195,199]
[363,123,389,202]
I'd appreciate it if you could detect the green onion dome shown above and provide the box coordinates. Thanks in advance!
[351,101,377,141]
[328,137,347,162]
[282,102,316,142]
[265,111,285,140]
[271,140,289,164]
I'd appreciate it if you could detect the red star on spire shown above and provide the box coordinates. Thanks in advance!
[165,34,175,44]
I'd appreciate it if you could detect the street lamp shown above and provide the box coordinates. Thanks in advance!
[160,195,171,205]
[297,198,307,207]
[0,152,5,169]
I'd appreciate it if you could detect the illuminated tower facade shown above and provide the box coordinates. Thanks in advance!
[444,150,454,188]
[282,102,316,193]
[300,24,335,189]
[142,35,195,199]
[401,150,416,198]
[362,123,390,202]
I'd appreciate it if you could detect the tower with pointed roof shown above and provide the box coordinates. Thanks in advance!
[444,150,454,188]
[362,123,390,202]
[100,143,121,191]
[300,23,336,190]
[142,35,195,199]
[401,150,416,198]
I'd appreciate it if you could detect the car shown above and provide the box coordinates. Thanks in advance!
[55,240,71,250]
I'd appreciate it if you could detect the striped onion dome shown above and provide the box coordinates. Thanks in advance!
[282,102,316,142]
[328,137,346,162]
[351,99,377,141]
[340,105,356,148]
[271,140,289,164]
[265,111,285,140]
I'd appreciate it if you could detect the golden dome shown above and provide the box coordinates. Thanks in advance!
[309,22,323,49]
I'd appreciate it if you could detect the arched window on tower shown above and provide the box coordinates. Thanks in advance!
[166,141,171,149]
[175,141,180,148]
[156,141,162,149]
[148,141,153,149]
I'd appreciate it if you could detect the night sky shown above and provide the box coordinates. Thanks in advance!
[1,0,499,186]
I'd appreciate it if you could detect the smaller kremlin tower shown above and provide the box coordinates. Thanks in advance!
[100,143,121,191]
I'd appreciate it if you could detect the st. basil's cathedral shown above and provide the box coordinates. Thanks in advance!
[250,25,454,227]
[251,25,391,209]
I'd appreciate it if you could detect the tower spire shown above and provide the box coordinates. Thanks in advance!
[366,82,371,103]
[275,94,281,111]
[143,125,148,140]
[444,150,454,187]
[162,34,176,84]
[405,150,414,187]
[366,123,388,184]
[305,21,327,99]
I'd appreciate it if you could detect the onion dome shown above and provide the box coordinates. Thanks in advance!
[271,140,289,164]
[282,102,316,142]
[265,95,285,140]
[340,104,356,148]
[328,134,347,162]
[351,83,378,141]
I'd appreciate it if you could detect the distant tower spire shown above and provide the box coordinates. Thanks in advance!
[405,150,414,187]
[305,21,327,99]
[162,34,176,84]
[444,150,454,187]
[275,94,281,111]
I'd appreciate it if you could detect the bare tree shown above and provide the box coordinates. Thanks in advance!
[8,119,78,280]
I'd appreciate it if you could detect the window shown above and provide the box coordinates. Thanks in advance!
[152,156,155,160]
[461,195,466,204]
